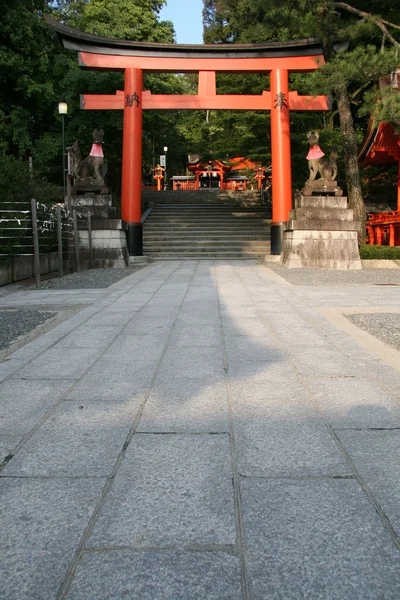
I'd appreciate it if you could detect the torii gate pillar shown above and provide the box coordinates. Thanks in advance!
[122,68,143,255]
[270,68,291,254]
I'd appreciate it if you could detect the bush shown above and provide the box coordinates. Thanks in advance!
[359,244,400,259]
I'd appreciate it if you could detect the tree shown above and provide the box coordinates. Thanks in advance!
[308,1,400,238]
[203,0,400,238]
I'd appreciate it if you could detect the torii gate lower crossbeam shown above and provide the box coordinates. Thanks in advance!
[47,18,330,255]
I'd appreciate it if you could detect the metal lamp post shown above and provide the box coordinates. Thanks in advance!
[163,145,168,190]
[58,102,68,198]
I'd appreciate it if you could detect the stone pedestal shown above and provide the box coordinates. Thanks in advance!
[66,190,129,269]
[281,181,362,269]
[78,219,129,269]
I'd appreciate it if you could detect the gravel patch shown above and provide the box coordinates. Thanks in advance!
[347,313,400,352]
[0,309,57,350]
[265,263,400,286]
[33,265,146,290]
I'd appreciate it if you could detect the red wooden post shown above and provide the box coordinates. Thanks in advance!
[376,225,382,246]
[122,67,143,255]
[270,68,292,254]
[367,225,375,245]
[389,224,395,247]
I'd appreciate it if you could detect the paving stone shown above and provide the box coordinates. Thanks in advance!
[65,356,154,402]
[138,379,229,433]
[139,305,180,319]
[305,377,400,428]
[288,346,359,377]
[103,333,167,363]
[338,430,400,536]
[0,358,27,382]
[158,346,225,380]
[56,325,120,349]
[0,435,21,463]
[241,478,400,600]
[220,305,260,318]
[89,434,235,548]
[224,336,282,362]
[365,361,400,399]
[170,324,222,347]
[2,399,135,477]
[232,393,350,477]
[13,346,101,380]
[66,551,242,600]
[7,331,65,360]
[84,310,136,326]
[122,316,172,336]
[227,359,298,384]
[0,378,73,435]
[222,317,270,338]
[0,478,104,600]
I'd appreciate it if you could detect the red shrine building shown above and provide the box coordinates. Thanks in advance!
[358,70,400,247]
[171,157,262,191]
[47,17,330,255]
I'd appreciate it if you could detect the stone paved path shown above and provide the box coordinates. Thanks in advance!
[1,260,400,599]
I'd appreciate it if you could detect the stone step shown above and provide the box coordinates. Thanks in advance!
[144,243,270,250]
[146,252,267,259]
[146,234,270,244]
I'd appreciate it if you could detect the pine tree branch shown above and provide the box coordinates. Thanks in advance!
[331,2,400,48]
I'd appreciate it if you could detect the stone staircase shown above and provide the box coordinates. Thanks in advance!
[142,190,271,260]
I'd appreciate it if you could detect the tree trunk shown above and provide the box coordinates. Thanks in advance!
[334,82,366,243]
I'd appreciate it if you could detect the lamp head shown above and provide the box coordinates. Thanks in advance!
[163,146,168,152]
[58,102,68,115]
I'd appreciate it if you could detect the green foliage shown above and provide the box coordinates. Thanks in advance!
[0,155,59,205]
[359,244,400,259]
[57,0,174,42]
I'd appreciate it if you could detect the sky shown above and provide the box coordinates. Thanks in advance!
[159,0,204,44]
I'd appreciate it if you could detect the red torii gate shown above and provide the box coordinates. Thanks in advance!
[47,18,330,255]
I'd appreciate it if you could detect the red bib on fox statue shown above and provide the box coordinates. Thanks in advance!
[90,143,104,158]
[306,146,325,160]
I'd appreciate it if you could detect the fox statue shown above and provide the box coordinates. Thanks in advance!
[306,131,337,182]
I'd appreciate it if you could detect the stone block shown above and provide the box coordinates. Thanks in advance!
[338,430,400,536]
[39,252,50,275]
[66,355,155,402]
[3,399,136,477]
[157,346,225,381]
[56,325,120,349]
[137,378,229,433]
[71,194,112,207]
[297,195,348,209]
[287,219,359,231]
[232,394,350,477]
[0,255,12,285]
[281,230,362,269]
[241,478,400,599]
[12,254,33,281]
[14,346,101,380]
[290,207,354,221]
[0,435,21,464]
[0,478,104,600]
[0,359,25,382]
[65,551,242,600]
[88,434,236,548]
[0,378,73,435]
[305,377,400,429]
[49,251,59,273]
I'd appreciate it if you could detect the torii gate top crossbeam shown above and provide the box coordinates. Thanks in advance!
[46,17,325,73]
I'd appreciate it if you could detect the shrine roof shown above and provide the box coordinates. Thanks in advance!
[358,121,400,166]
[46,17,324,60]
